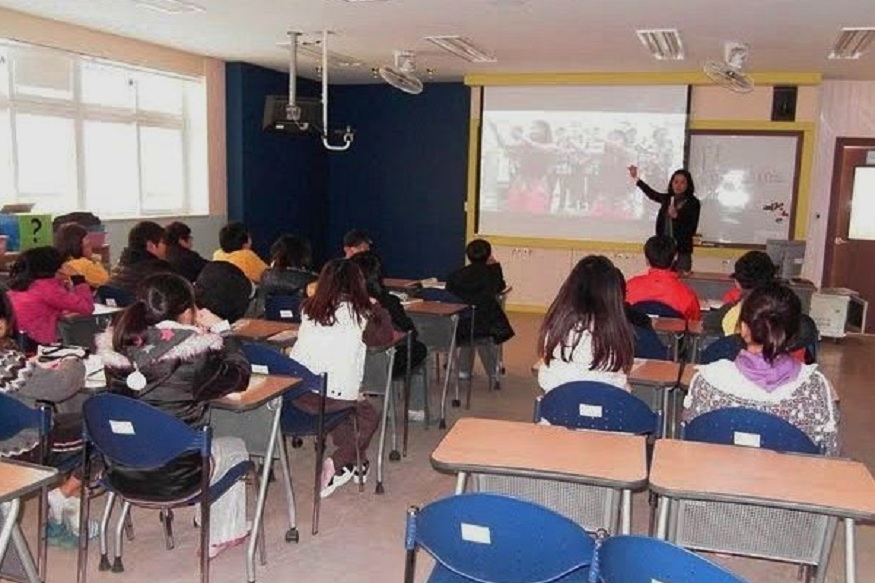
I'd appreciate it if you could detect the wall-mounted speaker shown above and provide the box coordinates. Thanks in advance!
[772,86,798,122]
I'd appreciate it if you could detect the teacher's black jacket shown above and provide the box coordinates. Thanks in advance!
[636,179,701,254]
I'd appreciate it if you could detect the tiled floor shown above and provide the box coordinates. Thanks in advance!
[12,313,875,582]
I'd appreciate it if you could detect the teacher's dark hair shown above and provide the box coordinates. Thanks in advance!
[739,283,801,363]
[667,169,695,198]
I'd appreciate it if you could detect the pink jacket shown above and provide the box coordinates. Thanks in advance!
[8,278,94,345]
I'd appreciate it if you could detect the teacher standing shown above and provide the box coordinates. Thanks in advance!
[628,165,701,274]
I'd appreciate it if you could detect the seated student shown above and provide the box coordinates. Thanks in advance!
[342,229,372,259]
[288,259,394,498]
[446,239,515,380]
[616,268,653,330]
[97,273,251,558]
[107,221,174,294]
[164,221,208,282]
[194,261,253,325]
[0,292,95,546]
[537,255,634,392]
[213,222,268,284]
[626,235,701,321]
[54,222,109,288]
[350,251,429,418]
[7,247,95,345]
[702,250,776,336]
[684,283,839,454]
[261,234,318,299]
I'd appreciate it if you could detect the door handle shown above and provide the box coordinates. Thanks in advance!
[835,237,848,245]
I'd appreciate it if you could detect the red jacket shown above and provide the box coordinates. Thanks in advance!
[626,268,701,321]
[8,278,94,345]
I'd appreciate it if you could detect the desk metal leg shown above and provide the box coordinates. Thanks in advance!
[814,516,838,583]
[454,472,468,494]
[402,336,412,457]
[10,520,40,583]
[660,387,671,438]
[656,497,669,540]
[845,518,856,583]
[620,490,632,535]
[275,430,298,544]
[439,315,460,429]
[246,399,282,583]
[0,499,20,571]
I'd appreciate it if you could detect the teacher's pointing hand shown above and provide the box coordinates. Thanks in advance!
[627,165,638,180]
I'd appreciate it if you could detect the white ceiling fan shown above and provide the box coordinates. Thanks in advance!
[704,41,755,94]
[378,50,424,95]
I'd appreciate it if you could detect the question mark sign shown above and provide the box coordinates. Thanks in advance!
[30,218,42,244]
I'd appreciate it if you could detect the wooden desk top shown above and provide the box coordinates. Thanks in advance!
[0,460,59,503]
[212,374,300,411]
[650,440,875,520]
[681,271,733,282]
[384,278,420,290]
[405,301,468,317]
[630,359,695,387]
[431,418,648,489]
[231,319,299,341]
[652,317,703,335]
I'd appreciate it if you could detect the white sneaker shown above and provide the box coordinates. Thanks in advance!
[407,410,425,422]
[47,489,67,524]
[320,460,354,499]
[62,495,100,540]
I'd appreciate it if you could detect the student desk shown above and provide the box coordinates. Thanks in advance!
[431,418,648,534]
[682,271,816,314]
[650,317,703,361]
[211,374,301,583]
[650,439,875,583]
[58,303,123,349]
[384,278,421,292]
[405,301,471,429]
[231,319,299,342]
[0,460,58,583]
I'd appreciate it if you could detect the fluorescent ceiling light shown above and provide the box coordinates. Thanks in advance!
[131,0,204,14]
[829,27,875,60]
[424,36,496,63]
[276,39,362,68]
[636,29,684,60]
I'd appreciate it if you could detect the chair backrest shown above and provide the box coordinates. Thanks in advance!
[241,342,320,395]
[633,325,671,360]
[592,535,750,583]
[534,381,660,436]
[264,293,303,323]
[96,285,135,308]
[0,392,51,444]
[405,493,594,583]
[632,300,684,319]
[82,393,208,468]
[681,407,822,454]
[698,334,744,364]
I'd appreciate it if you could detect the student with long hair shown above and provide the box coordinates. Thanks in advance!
[54,222,109,288]
[261,234,318,299]
[97,273,251,558]
[684,283,839,454]
[7,246,94,345]
[289,259,393,498]
[537,255,634,392]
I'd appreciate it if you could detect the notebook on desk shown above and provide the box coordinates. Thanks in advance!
[420,277,445,289]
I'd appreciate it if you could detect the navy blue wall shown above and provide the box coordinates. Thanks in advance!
[225,62,329,261]
[327,83,470,278]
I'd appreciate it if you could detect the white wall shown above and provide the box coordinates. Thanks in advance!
[103,215,227,264]
[805,81,875,285]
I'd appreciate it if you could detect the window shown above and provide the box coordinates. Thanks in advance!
[0,39,208,218]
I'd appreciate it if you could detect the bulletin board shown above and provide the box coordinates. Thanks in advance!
[687,130,802,246]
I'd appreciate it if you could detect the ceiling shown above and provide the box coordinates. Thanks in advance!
[1,0,875,83]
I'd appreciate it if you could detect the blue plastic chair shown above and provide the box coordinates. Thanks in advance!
[241,342,360,535]
[0,393,52,581]
[534,382,662,436]
[633,325,671,360]
[698,334,744,364]
[590,535,750,582]
[76,393,253,583]
[681,407,823,454]
[95,285,135,308]
[264,293,302,323]
[632,300,684,319]
[404,493,595,583]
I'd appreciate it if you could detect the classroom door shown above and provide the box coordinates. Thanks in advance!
[824,137,875,331]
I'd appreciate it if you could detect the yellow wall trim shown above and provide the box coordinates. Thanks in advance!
[506,303,548,315]
[465,72,822,87]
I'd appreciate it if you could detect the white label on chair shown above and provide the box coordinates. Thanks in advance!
[279,310,294,318]
[251,364,269,375]
[733,431,762,448]
[578,404,603,418]
[460,523,491,544]
[106,298,117,307]
[109,420,135,435]
[651,579,666,583]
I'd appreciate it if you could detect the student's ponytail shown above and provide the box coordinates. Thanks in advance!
[740,283,801,364]
[112,300,150,352]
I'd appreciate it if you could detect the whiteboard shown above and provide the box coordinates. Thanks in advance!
[688,132,801,245]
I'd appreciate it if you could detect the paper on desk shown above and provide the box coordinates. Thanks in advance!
[420,278,445,289]
[92,303,123,315]
[401,298,424,306]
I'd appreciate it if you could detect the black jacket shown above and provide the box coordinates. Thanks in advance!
[165,245,208,283]
[260,267,318,299]
[446,263,514,344]
[98,325,250,500]
[107,247,176,294]
[377,290,428,376]
[636,179,701,254]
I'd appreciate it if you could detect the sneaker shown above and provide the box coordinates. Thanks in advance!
[320,459,354,498]
[46,520,78,549]
[62,495,100,540]
[351,462,370,485]
[458,371,471,380]
[407,410,425,423]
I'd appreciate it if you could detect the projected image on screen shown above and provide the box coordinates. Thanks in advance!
[477,86,688,242]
